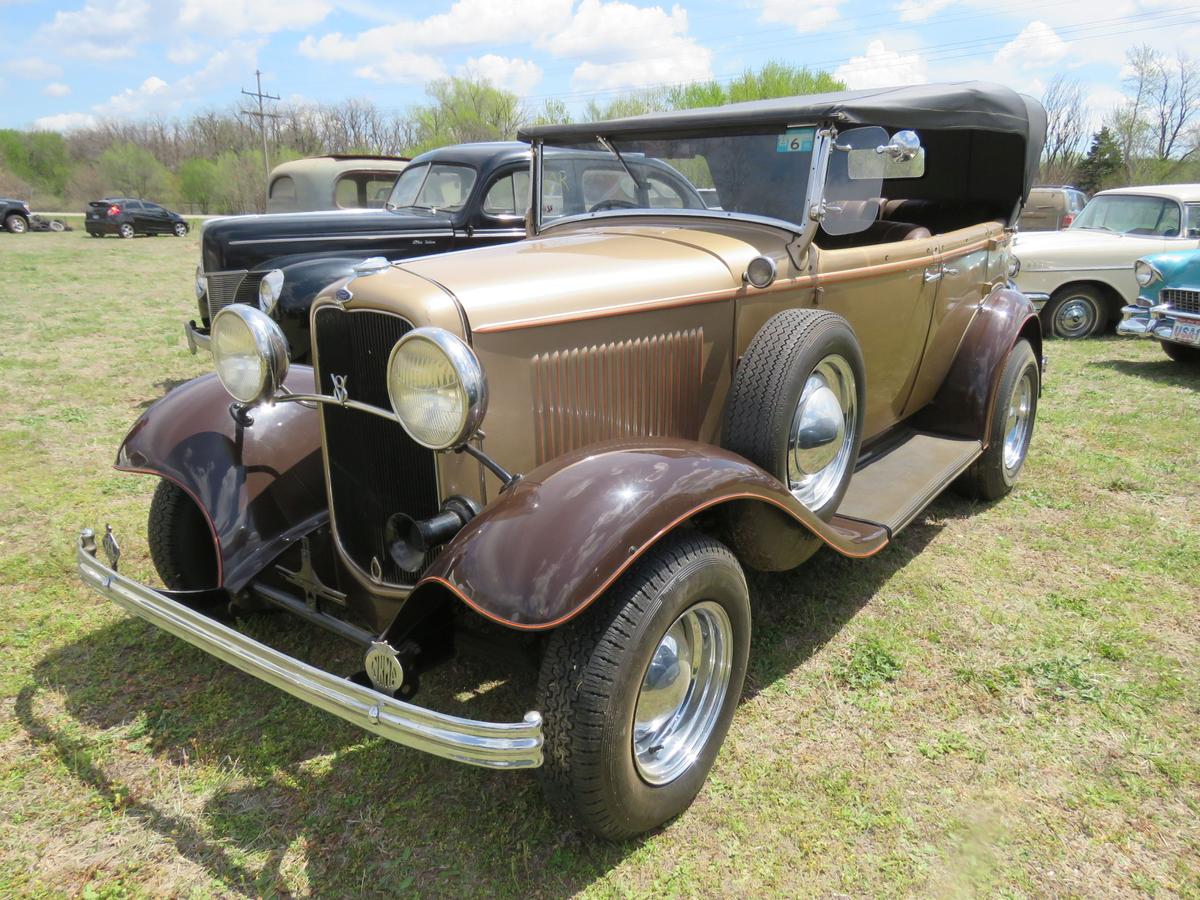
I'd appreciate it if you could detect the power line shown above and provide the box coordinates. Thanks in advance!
[240,69,282,209]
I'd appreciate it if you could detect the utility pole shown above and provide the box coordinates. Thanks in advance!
[240,70,281,210]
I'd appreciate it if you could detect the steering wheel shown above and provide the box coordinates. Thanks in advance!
[589,199,641,213]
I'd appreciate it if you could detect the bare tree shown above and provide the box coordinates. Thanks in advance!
[1110,45,1200,182]
[1040,74,1088,185]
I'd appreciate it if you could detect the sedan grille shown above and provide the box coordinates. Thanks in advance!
[313,305,441,587]
[203,270,265,323]
[1161,288,1200,316]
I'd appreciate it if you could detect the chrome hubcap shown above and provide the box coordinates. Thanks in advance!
[787,354,857,510]
[1055,296,1097,338]
[1002,370,1034,472]
[633,601,733,786]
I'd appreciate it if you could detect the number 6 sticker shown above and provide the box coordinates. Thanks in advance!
[777,127,815,153]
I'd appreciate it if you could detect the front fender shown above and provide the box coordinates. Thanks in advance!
[415,439,888,631]
[919,284,1041,445]
[116,368,326,591]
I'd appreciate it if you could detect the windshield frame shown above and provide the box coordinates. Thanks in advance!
[386,161,479,213]
[531,124,832,241]
[1069,193,1186,238]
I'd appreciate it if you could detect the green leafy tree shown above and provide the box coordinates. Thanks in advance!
[669,62,844,110]
[1075,127,1124,194]
[98,141,173,200]
[410,77,523,153]
[178,158,221,214]
[0,129,72,198]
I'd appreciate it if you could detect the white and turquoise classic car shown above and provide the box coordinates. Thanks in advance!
[1118,248,1200,363]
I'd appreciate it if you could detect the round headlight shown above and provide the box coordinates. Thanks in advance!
[1008,255,1021,278]
[386,328,487,450]
[258,268,284,313]
[1134,260,1160,287]
[211,305,289,405]
[194,265,206,301]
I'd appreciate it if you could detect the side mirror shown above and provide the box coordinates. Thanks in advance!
[877,130,921,162]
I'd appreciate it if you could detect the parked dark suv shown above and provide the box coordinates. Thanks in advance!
[2,197,31,233]
[86,198,189,238]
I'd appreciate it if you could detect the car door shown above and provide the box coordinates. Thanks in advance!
[469,166,531,249]
[143,202,167,233]
[123,200,146,232]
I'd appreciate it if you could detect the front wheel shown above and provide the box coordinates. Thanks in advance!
[1161,340,1200,364]
[4,214,28,234]
[118,223,135,239]
[955,339,1039,500]
[1043,285,1108,339]
[173,222,188,236]
[147,480,218,590]
[537,530,750,840]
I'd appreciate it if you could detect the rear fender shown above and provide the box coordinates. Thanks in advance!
[116,368,326,591]
[413,439,888,631]
[920,284,1041,445]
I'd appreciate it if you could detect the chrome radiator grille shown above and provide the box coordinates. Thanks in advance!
[313,305,440,587]
[203,270,264,322]
[532,328,704,465]
[1162,288,1200,316]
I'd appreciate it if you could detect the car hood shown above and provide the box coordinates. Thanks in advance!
[1013,228,1166,265]
[201,208,455,271]
[390,224,752,333]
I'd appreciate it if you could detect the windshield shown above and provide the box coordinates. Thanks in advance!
[538,128,817,229]
[387,162,478,212]
[1070,194,1182,237]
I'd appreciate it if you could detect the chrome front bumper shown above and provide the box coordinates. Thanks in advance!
[1118,302,1200,341]
[184,319,211,354]
[1023,292,1050,313]
[76,529,544,769]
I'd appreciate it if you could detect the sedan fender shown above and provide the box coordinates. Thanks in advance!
[116,368,326,591]
[414,439,889,631]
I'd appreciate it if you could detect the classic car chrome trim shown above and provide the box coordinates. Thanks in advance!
[184,320,211,354]
[1022,264,1131,273]
[540,207,805,237]
[1022,292,1050,312]
[76,530,543,769]
[228,231,455,246]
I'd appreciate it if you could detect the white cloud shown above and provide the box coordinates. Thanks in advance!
[993,21,1069,71]
[544,0,713,92]
[353,53,448,85]
[835,40,928,90]
[32,111,98,131]
[167,38,209,65]
[179,0,332,35]
[895,0,958,22]
[759,0,841,34]
[43,82,71,97]
[37,0,151,61]
[459,55,543,95]
[2,58,63,80]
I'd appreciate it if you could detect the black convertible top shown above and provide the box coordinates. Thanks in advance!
[521,81,1047,203]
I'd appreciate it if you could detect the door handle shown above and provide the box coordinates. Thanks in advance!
[923,267,943,283]
[942,267,960,277]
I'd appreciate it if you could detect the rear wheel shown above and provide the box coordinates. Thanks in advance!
[173,222,188,236]
[537,530,750,840]
[955,339,1039,500]
[1044,285,1107,339]
[118,223,135,239]
[4,214,27,234]
[49,220,65,232]
[147,480,218,590]
[1161,340,1200,364]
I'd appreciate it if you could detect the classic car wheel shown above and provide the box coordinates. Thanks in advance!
[49,220,66,232]
[173,222,188,236]
[536,530,749,840]
[722,309,864,519]
[119,223,135,239]
[955,339,1039,500]
[147,480,218,590]
[1161,341,1200,364]
[1044,285,1106,339]
[4,214,27,234]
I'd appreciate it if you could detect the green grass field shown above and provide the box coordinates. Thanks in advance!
[0,231,1197,898]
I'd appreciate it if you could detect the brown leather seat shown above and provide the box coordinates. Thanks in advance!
[816,219,931,250]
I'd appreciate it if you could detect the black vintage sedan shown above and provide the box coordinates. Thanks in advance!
[86,198,189,238]
[188,141,705,360]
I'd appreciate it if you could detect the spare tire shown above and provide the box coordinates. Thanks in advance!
[720,308,866,569]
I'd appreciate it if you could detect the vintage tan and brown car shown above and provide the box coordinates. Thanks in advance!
[78,82,1046,839]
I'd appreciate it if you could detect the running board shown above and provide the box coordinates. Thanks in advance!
[836,433,982,536]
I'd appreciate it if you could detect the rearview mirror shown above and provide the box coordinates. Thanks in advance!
[878,130,921,162]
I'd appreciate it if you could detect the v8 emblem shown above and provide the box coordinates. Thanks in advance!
[331,374,349,404]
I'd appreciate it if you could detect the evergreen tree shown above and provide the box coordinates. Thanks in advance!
[1075,127,1123,194]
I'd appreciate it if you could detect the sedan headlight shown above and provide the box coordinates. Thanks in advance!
[387,327,487,450]
[1008,255,1021,278]
[211,305,289,405]
[258,268,284,313]
[194,265,207,301]
[1134,260,1161,287]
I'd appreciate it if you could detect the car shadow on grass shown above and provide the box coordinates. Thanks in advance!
[1091,356,1199,387]
[18,496,977,897]
[137,378,194,407]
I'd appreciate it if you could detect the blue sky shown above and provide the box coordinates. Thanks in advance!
[1,0,1197,131]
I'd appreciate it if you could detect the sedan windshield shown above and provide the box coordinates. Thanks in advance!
[387,163,478,212]
[538,129,817,229]
[1071,194,1182,237]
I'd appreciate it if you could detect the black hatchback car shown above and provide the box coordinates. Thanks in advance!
[86,198,189,238]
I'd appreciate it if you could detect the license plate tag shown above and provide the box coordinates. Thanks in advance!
[1173,321,1200,345]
